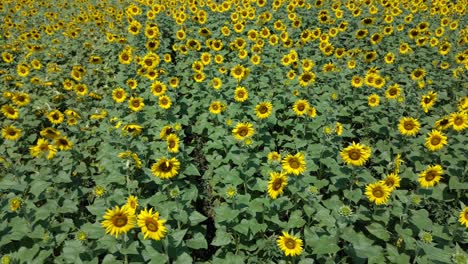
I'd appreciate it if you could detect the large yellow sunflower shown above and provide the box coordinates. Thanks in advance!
[449,112,468,131]
[232,122,255,141]
[277,231,303,257]
[255,102,273,119]
[418,164,443,188]
[151,157,180,180]
[2,125,21,141]
[424,130,447,151]
[1,105,20,120]
[267,171,288,199]
[340,142,372,167]
[382,173,400,191]
[398,117,420,136]
[30,138,57,160]
[137,208,167,240]
[128,97,145,112]
[292,99,309,116]
[365,182,391,205]
[101,205,136,238]
[281,152,306,175]
[234,86,249,102]
[459,207,468,228]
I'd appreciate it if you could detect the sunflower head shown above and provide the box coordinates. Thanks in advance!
[340,142,372,167]
[101,205,136,238]
[277,232,303,256]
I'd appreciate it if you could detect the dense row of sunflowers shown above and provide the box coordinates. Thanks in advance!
[1,0,467,262]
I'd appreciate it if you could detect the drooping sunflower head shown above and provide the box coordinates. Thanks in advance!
[55,136,73,151]
[126,195,139,214]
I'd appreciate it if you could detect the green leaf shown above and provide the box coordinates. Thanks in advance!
[214,204,239,223]
[29,180,51,197]
[211,229,232,246]
[184,164,200,176]
[189,211,207,226]
[186,232,208,249]
[366,223,390,241]
[169,229,187,247]
[174,253,193,264]
[287,210,306,229]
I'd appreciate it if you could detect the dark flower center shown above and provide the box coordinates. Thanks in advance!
[430,136,441,145]
[113,214,128,227]
[285,238,296,249]
[146,219,159,232]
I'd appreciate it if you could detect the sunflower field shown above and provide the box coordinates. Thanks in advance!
[1,0,468,263]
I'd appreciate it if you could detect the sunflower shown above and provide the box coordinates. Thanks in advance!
[40,127,61,139]
[384,52,395,64]
[340,142,372,167]
[351,76,363,88]
[12,92,30,107]
[2,125,21,141]
[434,116,451,131]
[1,105,20,120]
[449,112,467,131]
[425,130,447,151]
[365,182,392,205]
[151,157,180,180]
[30,138,57,160]
[234,86,249,102]
[137,208,167,240]
[128,97,145,112]
[385,84,401,99]
[267,151,281,162]
[151,81,167,96]
[382,173,400,191]
[255,102,273,119]
[159,125,174,139]
[209,101,224,115]
[112,88,127,103]
[101,205,136,238]
[126,195,139,214]
[421,91,437,113]
[17,63,30,77]
[459,207,468,228]
[231,64,246,81]
[122,124,143,136]
[211,78,222,90]
[419,165,443,188]
[411,68,426,81]
[293,99,309,116]
[75,83,88,96]
[158,95,172,110]
[398,117,421,136]
[47,110,64,124]
[368,94,380,107]
[166,134,180,153]
[282,152,306,176]
[232,122,255,141]
[268,171,288,199]
[55,136,73,151]
[277,232,303,257]
[298,71,316,87]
